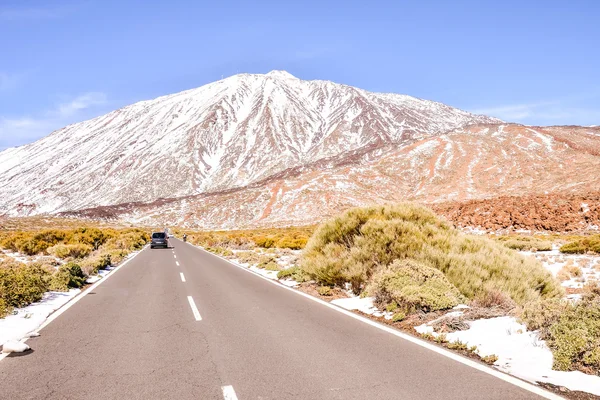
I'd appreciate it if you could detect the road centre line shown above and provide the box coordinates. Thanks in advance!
[176,261,180,266]
[180,272,186,282]
[187,296,202,321]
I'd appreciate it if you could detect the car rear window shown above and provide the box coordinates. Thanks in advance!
[152,232,166,239]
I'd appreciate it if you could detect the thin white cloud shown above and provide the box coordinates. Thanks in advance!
[473,98,600,125]
[56,92,107,118]
[0,92,108,151]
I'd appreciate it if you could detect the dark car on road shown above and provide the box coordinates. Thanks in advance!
[150,232,169,249]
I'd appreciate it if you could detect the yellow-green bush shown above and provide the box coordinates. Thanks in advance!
[47,243,93,259]
[522,297,600,373]
[185,226,313,250]
[79,253,112,276]
[0,297,10,318]
[496,236,553,251]
[560,235,600,254]
[0,261,51,309]
[365,259,463,312]
[48,262,87,291]
[301,204,562,307]
[276,266,305,281]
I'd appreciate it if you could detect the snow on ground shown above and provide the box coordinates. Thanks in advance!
[0,289,80,347]
[440,316,600,396]
[523,249,600,289]
[330,296,393,319]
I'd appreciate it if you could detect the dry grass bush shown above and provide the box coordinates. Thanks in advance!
[186,226,314,250]
[365,259,464,313]
[496,235,553,251]
[471,289,517,311]
[430,316,470,333]
[47,243,93,259]
[557,264,583,282]
[236,251,261,265]
[560,235,600,254]
[301,204,562,311]
[521,297,600,374]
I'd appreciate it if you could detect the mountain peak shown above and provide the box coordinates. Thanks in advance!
[265,70,297,79]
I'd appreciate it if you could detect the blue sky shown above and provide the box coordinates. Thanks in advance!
[1,0,599,150]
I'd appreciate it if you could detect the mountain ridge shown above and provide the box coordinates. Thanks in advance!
[0,71,499,217]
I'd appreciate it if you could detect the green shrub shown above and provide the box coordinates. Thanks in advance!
[317,286,332,296]
[0,262,50,308]
[560,235,600,254]
[257,255,276,268]
[482,354,499,364]
[276,266,305,281]
[48,262,87,291]
[47,243,93,259]
[447,340,468,351]
[301,204,562,306]
[0,297,11,318]
[262,261,281,271]
[365,259,463,312]
[392,312,406,322]
[496,236,553,251]
[521,298,600,373]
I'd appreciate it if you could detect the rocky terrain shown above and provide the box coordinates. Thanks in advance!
[433,192,600,233]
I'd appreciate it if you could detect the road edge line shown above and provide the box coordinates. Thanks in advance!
[186,242,563,400]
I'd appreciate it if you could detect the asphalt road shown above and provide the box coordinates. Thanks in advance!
[0,239,552,399]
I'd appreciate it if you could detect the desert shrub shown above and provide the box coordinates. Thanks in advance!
[48,262,86,291]
[365,259,463,313]
[275,237,307,250]
[301,204,562,306]
[317,286,332,296]
[257,255,276,268]
[262,261,281,271]
[560,235,600,254]
[103,230,149,251]
[582,281,600,302]
[447,340,468,351]
[496,236,553,251]
[106,249,127,265]
[276,266,305,281]
[206,247,234,257]
[471,289,516,311]
[79,253,112,276]
[392,312,406,322]
[482,354,499,364]
[0,261,50,308]
[47,243,93,259]
[236,251,261,264]
[0,297,10,318]
[521,298,600,373]
[557,264,582,282]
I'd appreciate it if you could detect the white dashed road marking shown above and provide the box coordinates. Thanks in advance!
[221,386,238,400]
[176,261,180,266]
[180,272,186,282]
[187,296,202,321]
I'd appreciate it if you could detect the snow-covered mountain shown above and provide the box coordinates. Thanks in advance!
[0,70,499,216]
[61,124,600,230]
